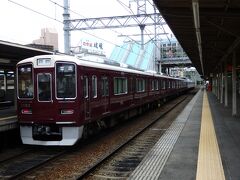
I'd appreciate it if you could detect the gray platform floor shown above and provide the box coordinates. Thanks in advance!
[130,90,240,180]
[159,91,240,180]
[158,90,203,180]
[0,107,17,132]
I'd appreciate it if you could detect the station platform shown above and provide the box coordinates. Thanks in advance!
[0,107,18,132]
[129,89,240,180]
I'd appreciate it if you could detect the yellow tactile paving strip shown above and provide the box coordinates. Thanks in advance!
[196,91,225,180]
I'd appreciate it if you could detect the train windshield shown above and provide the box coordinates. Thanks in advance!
[56,63,76,99]
[17,65,33,99]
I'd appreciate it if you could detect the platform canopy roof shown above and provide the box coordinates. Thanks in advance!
[154,0,240,78]
[0,40,52,69]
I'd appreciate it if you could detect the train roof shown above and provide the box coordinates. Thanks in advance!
[18,54,184,81]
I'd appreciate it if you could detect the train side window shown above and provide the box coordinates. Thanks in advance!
[136,78,145,92]
[0,74,4,91]
[6,72,14,90]
[83,76,88,98]
[0,74,4,101]
[92,75,97,98]
[114,77,127,95]
[101,77,109,96]
[37,73,51,102]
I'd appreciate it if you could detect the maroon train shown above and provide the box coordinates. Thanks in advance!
[17,54,193,146]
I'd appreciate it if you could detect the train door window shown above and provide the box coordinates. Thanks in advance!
[114,77,127,95]
[92,75,97,98]
[162,80,166,90]
[17,65,33,99]
[155,80,159,90]
[128,78,133,93]
[151,80,154,91]
[37,73,51,102]
[83,76,88,98]
[101,77,109,96]
[132,78,136,93]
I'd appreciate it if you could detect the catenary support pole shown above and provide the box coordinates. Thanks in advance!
[139,25,145,50]
[220,64,224,104]
[217,70,220,100]
[224,60,228,107]
[63,0,70,54]
[232,52,237,116]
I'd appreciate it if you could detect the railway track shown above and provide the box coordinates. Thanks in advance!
[0,91,196,179]
[78,93,194,179]
[0,147,67,179]
[0,147,32,164]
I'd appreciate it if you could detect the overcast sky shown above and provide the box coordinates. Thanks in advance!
[0,0,171,56]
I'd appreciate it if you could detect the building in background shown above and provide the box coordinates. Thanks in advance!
[160,37,188,60]
[109,36,202,84]
[71,38,106,57]
[32,28,58,51]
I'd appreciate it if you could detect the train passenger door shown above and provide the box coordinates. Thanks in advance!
[83,76,90,119]
[35,72,55,118]
[101,76,110,113]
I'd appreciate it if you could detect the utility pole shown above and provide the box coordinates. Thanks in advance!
[63,0,70,54]
[63,0,164,66]
[130,0,147,49]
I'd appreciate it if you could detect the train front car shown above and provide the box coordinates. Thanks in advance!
[17,55,83,146]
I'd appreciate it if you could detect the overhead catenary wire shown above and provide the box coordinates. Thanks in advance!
[8,0,62,23]
[48,0,85,18]
[8,0,158,61]
[48,0,144,52]
[116,0,163,53]
[54,0,155,57]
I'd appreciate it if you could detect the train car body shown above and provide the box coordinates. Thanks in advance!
[17,55,192,146]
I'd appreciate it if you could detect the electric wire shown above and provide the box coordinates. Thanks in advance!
[49,0,153,58]
[8,0,62,23]
[9,0,160,67]
[116,0,163,55]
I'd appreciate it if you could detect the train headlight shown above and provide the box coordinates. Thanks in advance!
[61,109,74,115]
[21,108,32,114]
